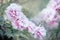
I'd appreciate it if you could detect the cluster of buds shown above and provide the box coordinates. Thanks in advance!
[5,3,46,40]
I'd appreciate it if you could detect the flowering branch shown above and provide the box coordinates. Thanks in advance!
[5,3,46,40]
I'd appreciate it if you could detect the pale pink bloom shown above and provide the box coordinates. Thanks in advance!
[5,3,22,21]
[38,7,59,29]
[31,0,60,28]
[26,22,46,39]
[34,26,46,40]
[5,3,46,39]
[5,3,29,30]
[38,0,60,29]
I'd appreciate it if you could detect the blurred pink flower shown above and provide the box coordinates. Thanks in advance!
[40,8,59,27]
[26,22,46,40]
[5,3,46,39]
[34,27,46,40]
[5,3,29,30]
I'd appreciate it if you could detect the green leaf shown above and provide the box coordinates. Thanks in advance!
[0,16,5,26]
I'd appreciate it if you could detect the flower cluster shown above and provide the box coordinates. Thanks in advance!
[5,3,46,40]
[31,0,60,30]
[5,3,29,30]
[5,0,60,39]
[40,8,59,28]
[38,0,60,29]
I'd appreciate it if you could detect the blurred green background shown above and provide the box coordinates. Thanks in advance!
[19,0,49,18]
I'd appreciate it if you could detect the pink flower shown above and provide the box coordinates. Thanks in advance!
[38,7,59,30]
[26,22,46,39]
[45,0,60,28]
[5,3,29,30]
[34,27,46,40]
[5,3,46,39]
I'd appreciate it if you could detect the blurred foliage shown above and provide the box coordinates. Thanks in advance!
[46,23,60,40]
